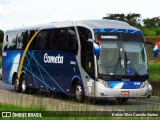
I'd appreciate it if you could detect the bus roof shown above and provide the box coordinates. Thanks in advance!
[5,19,139,32]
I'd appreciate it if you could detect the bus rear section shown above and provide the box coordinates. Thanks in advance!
[2,27,84,100]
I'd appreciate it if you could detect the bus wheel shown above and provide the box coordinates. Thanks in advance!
[73,81,85,103]
[20,75,29,94]
[116,98,128,104]
[14,77,21,93]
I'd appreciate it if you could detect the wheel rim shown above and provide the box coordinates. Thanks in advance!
[22,79,26,92]
[75,85,82,99]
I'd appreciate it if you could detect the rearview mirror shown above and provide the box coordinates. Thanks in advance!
[93,43,100,56]
[153,44,158,57]
[88,39,100,56]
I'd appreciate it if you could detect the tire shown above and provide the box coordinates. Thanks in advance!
[14,76,21,93]
[73,81,85,103]
[116,98,128,104]
[20,75,29,94]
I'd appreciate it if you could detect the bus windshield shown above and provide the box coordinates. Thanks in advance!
[96,33,148,77]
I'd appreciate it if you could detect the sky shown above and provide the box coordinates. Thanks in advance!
[0,0,160,31]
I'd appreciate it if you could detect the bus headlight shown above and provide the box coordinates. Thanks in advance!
[98,79,110,88]
[141,80,148,88]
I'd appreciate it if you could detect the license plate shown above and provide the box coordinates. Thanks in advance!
[121,91,130,95]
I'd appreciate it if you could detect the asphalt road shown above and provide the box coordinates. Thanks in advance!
[0,80,160,112]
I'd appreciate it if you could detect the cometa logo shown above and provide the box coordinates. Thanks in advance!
[44,53,64,64]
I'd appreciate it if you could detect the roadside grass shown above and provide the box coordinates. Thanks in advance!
[0,85,159,120]
[142,26,160,38]
[0,102,159,120]
[0,117,160,120]
[0,103,46,111]
[149,63,160,82]
[1,117,159,120]
[0,91,159,120]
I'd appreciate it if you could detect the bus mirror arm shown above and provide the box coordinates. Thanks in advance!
[145,41,159,57]
[88,39,94,43]
[87,39,100,56]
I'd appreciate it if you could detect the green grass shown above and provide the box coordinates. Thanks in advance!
[0,117,159,120]
[0,102,159,120]
[0,103,46,111]
[142,26,160,38]
[149,63,160,82]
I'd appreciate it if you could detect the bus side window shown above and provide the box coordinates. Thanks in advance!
[4,35,9,50]
[45,29,55,50]
[46,27,78,55]
[8,32,17,50]
[67,27,78,55]
[37,30,47,50]
[17,31,24,50]
[22,31,28,50]
[28,30,38,50]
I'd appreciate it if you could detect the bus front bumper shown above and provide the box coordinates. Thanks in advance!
[94,81,152,98]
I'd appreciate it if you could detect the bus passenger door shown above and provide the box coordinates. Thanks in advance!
[78,26,95,97]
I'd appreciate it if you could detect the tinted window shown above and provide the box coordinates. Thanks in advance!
[77,27,94,78]
[29,30,38,50]
[4,32,17,50]
[17,31,24,50]
[3,34,9,50]
[45,27,78,55]
[3,27,79,55]
[37,30,47,50]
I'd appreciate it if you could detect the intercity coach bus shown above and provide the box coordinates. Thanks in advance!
[2,20,159,103]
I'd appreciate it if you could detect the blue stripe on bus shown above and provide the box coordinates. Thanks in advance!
[26,51,65,93]
[23,66,55,91]
[107,81,142,89]
[25,53,38,88]
[93,28,141,34]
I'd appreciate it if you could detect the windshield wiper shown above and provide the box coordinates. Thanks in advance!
[124,51,139,76]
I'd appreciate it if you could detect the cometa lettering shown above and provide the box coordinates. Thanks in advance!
[44,53,64,64]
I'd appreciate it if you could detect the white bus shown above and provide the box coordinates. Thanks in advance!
[2,20,158,103]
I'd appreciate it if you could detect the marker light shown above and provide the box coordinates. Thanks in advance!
[98,79,110,88]
[141,80,148,88]
[96,40,101,46]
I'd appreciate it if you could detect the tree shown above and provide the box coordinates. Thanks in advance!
[126,13,142,28]
[0,30,4,43]
[103,13,126,21]
[143,17,160,28]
